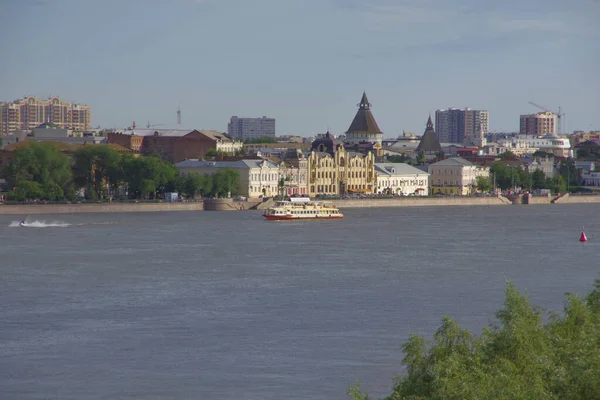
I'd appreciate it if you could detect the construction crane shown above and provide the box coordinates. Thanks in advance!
[146,121,164,128]
[528,102,565,134]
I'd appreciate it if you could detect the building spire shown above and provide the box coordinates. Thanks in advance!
[426,114,433,129]
[358,91,371,110]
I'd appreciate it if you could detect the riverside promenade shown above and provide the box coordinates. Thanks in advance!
[1,194,598,215]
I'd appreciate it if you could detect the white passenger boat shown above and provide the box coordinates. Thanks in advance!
[263,197,344,220]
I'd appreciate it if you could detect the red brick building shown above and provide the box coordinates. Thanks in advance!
[107,129,241,163]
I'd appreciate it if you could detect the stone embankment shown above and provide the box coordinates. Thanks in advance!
[332,196,510,208]
[1,194,598,215]
[0,202,204,215]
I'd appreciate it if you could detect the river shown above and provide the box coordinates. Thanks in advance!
[1,204,598,399]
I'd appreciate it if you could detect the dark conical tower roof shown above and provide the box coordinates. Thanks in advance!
[416,115,442,154]
[346,92,382,134]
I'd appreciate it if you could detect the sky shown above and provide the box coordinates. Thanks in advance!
[1,0,599,137]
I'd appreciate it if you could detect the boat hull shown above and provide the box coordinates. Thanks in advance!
[264,214,344,221]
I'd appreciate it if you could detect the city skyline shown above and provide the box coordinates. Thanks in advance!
[1,0,598,136]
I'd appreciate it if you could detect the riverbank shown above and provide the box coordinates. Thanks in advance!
[1,195,599,215]
[0,202,205,215]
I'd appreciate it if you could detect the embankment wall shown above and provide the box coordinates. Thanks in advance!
[0,202,204,215]
[332,196,509,208]
[553,195,600,204]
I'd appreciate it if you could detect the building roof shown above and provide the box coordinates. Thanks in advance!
[35,122,62,129]
[119,128,192,137]
[197,129,233,142]
[311,131,343,155]
[430,157,474,167]
[175,159,279,169]
[1,141,133,153]
[346,92,383,134]
[416,116,442,154]
[375,163,429,176]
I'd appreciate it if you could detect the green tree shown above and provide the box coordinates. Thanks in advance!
[349,280,600,400]
[500,151,518,160]
[121,155,178,199]
[386,154,411,163]
[475,176,492,192]
[531,169,547,190]
[3,142,72,201]
[72,146,122,200]
[177,173,208,199]
[208,168,239,197]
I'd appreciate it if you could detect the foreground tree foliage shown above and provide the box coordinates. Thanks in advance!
[4,141,74,201]
[349,280,600,400]
[2,142,241,201]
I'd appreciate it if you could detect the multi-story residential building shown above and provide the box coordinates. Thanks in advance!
[108,129,242,163]
[307,132,376,197]
[519,112,556,136]
[435,108,489,145]
[175,159,280,198]
[227,116,275,141]
[428,157,490,195]
[0,96,91,135]
[279,149,308,196]
[344,92,383,146]
[375,163,430,196]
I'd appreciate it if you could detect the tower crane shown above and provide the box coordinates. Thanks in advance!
[528,102,565,134]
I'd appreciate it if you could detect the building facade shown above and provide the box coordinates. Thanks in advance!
[0,96,91,135]
[428,157,490,195]
[175,159,280,198]
[307,132,376,197]
[375,163,430,196]
[279,149,308,196]
[435,108,489,145]
[108,129,242,163]
[227,116,275,141]
[519,112,557,136]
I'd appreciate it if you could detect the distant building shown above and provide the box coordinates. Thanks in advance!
[375,163,429,196]
[435,108,489,145]
[428,157,489,195]
[416,116,443,158]
[175,159,280,198]
[344,92,383,146]
[228,116,275,141]
[308,132,376,196]
[108,129,242,163]
[519,112,557,136]
[0,96,91,135]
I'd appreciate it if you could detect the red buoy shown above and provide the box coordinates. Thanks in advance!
[580,227,588,242]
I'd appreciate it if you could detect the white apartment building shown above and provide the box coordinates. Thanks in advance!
[228,116,275,141]
[375,163,430,196]
[488,135,572,157]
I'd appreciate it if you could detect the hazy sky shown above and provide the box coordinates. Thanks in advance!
[1,0,599,137]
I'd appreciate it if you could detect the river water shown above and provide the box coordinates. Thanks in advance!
[1,204,598,400]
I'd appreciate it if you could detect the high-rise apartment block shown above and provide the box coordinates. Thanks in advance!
[227,116,275,141]
[435,108,489,145]
[519,112,556,137]
[0,96,91,135]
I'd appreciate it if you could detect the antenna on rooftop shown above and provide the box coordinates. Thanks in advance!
[177,104,181,125]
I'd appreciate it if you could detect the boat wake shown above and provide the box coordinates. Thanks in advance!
[9,220,70,228]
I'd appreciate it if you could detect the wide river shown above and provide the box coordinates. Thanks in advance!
[1,204,598,400]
